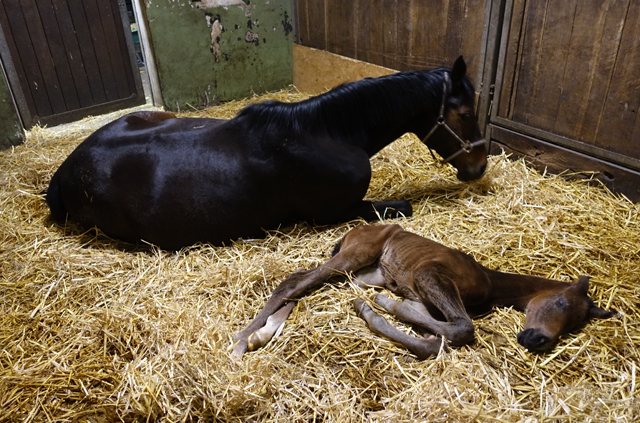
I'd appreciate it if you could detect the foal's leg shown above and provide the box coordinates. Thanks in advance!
[245,302,296,352]
[232,229,393,357]
[354,299,446,360]
[375,274,475,347]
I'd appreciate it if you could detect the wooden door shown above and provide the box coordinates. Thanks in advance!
[0,0,145,128]
[487,0,640,201]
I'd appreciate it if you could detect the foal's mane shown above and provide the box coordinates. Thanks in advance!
[235,69,455,138]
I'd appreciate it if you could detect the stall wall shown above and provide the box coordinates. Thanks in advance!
[144,0,294,111]
[0,66,23,150]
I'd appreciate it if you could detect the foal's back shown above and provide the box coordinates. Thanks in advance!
[379,230,492,310]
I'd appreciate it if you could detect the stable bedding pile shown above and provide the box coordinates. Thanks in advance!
[0,89,638,422]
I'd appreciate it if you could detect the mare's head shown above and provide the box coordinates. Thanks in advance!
[422,56,488,181]
[517,276,615,352]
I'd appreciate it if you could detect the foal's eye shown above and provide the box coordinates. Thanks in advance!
[460,113,472,122]
[555,298,568,309]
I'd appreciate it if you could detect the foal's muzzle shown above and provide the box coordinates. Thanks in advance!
[517,328,552,352]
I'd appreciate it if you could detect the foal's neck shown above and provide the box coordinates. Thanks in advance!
[483,268,568,311]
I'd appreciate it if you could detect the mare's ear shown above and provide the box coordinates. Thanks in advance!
[451,56,467,86]
[588,304,616,320]
[574,275,590,295]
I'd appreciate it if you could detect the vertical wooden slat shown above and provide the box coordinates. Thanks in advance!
[98,0,131,99]
[497,0,527,119]
[21,0,67,114]
[306,0,326,50]
[552,0,609,141]
[355,0,371,63]
[0,0,38,118]
[524,0,576,130]
[2,0,52,117]
[36,0,80,111]
[325,0,355,58]
[108,0,137,97]
[578,0,631,145]
[594,0,640,158]
[295,0,310,46]
[50,0,94,108]
[510,0,548,124]
[67,0,106,104]
[81,0,119,102]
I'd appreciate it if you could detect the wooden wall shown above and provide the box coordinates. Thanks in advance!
[294,0,488,81]
[497,0,640,162]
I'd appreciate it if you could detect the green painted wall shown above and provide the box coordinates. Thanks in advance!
[144,0,294,111]
[0,67,24,150]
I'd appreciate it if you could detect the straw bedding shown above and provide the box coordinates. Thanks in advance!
[0,89,638,422]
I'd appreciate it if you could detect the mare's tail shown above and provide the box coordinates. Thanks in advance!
[46,171,67,222]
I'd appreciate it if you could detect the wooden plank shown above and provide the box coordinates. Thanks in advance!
[36,0,81,111]
[51,0,94,108]
[2,0,53,118]
[80,0,119,102]
[490,125,640,202]
[98,0,131,99]
[305,0,326,50]
[325,0,356,58]
[293,44,395,94]
[67,0,106,104]
[525,1,576,130]
[295,0,310,47]
[510,0,547,124]
[497,0,526,118]
[594,0,640,159]
[460,0,488,78]
[574,0,629,144]
[108,0,137,97]
[395,0,415,70]
[0,0,38,120]
[21,0,68,114]
[355,0,372,63]
[551,0,609,141]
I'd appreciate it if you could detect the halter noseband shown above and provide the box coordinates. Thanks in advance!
[421,73,486,165]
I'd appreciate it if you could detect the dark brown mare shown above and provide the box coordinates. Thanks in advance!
[232,224,614,359]
[46,57,487,250]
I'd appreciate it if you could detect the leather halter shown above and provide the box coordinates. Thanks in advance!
[421,73,486,165]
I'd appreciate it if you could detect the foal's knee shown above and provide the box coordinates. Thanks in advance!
[448,318,475,346]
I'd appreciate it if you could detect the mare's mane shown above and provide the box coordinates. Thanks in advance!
[234,68,460,138]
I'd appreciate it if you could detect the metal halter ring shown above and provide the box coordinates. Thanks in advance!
[421,73,486,165]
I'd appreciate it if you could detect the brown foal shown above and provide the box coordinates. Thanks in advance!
[232,224,614,359]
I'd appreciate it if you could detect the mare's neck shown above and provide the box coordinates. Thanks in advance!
[483,268,568,311]
[310,71,444,157]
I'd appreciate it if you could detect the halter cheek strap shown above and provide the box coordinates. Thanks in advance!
[421,73,486,165]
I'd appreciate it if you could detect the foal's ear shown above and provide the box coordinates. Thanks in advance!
[451,56,467,84]
[574,275,590,295]
[588,304,616,320]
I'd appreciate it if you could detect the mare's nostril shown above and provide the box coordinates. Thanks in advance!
[479,163,487,175]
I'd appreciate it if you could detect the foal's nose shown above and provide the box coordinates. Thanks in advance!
[517,328,551,351]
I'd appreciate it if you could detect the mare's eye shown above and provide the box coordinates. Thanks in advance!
[555,298,568,309]
[460,113,472,122]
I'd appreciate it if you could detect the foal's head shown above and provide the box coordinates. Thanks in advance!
[517,276,615,352]
[423,56,488,182]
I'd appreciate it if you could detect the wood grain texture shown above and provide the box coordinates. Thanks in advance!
[296,0,486,80]
[490,125,640,202]
[497,0,639,161]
